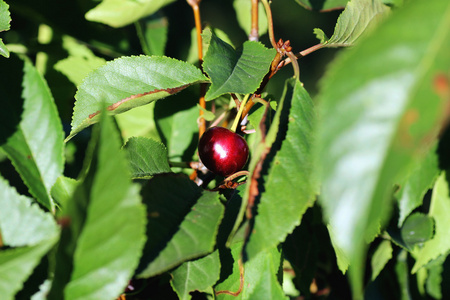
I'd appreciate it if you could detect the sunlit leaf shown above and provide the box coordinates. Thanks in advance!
[67,55,208,141]
[0,0,11,57]
[371,240,393,281]
[0,175,58,247]
[54,36,106,87]
[317,0,450,296]
[0,237,58,300]
[1,56,64,211]
[85,0,176,28]
[202,28,276,100]
[412,173,450,273]
[314,0,389,47]
[49,114,146,300]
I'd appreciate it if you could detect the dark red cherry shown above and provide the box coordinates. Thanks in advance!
[198,126,249,177]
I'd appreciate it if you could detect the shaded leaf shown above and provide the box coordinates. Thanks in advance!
[317,0,450,296]
[401,213,434,250]
[0,0,11,58]
[1,56,64,211]
[85,0,176,28]
[0,237,58,300]
[0,175,58,247]
[412,173,450,273]
[395,250,412,300]
[244,79,318,259]
[123,136,171,179]
[202,28,276,100]
[154,88,199,164]
[137,175,224,278]
[170,250,220,300]
[49,114,147,300]
[425,255,446,299]
[67,55,208,141]
[233,0,268,38]
[396,145,439,226]
[295,0,348,11]
[371,240,393,281]
[314,0,389,47]
[136,13,168,56]
[54,36,106,87]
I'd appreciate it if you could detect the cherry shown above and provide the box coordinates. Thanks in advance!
[198,126,249,177]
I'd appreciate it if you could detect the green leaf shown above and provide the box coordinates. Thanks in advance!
[396,145,439,226]
[85,0,176,28]
[315,0,389,47]
[395,250,412,300]
[115,102,160,141]
[123,136,171,179]
[412,173,450,273]
[202,29,276,100]
[0,237,58,300]
[215,242,287,300]
[0,0,11,58]
[295,0,349,11]
[50,176,78,209]
[136,14,168,56]
[0,175,59,247]
[425,255,445,299]
[54,36,106,87]
[49,114,147,300]
[154,88,200,164]
[137,175,224,278]
[1,56,64,211]
[243,79,318,260]
[317,0,450,297]
[233,0,268,38]
[371,240,393,281]
[401,213,434,250]
[170,250,220,300]
[67,55,208,141]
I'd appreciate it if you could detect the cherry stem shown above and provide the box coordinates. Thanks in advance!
[260,0,278,50]
[231,94,250,132]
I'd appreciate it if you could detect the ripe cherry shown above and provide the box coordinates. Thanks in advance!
[198,126,249,177]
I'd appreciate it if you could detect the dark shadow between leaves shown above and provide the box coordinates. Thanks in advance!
[0,55,25,145]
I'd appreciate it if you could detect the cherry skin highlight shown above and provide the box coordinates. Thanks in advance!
[198,126,249,177]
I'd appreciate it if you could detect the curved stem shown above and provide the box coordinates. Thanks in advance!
[260,0,277,49]
[230,94,250,132]
[286,51,300,80]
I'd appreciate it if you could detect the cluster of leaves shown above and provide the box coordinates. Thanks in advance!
[0,0,449,299]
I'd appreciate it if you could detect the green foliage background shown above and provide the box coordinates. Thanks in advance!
[0,0,449,299]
